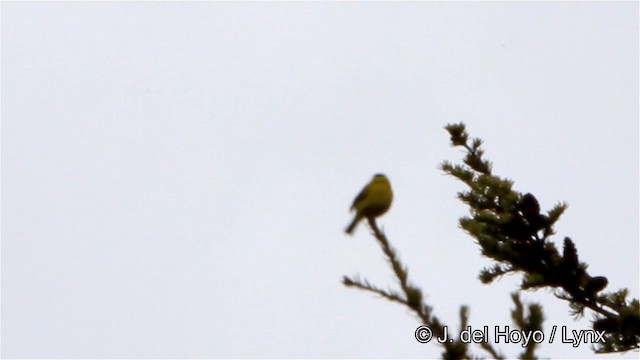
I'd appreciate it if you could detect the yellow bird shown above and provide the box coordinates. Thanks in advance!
[345,174,393,235]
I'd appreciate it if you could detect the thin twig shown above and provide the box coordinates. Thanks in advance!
[342,276,406,306]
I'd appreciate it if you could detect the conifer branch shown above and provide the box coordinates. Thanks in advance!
[443,123,640,353]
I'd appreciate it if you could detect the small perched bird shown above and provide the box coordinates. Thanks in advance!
[345,174,393,235]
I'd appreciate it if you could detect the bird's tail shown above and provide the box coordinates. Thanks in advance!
[345,214,362,235]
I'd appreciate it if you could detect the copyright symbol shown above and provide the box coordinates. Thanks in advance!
[415,325,432,343]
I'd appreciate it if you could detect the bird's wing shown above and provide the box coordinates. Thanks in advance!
[350,185,369,210]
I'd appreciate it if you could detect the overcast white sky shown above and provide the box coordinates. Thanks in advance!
[2,1,638,359]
